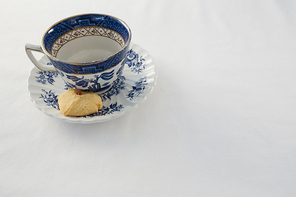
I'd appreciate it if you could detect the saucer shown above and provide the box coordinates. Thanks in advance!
[27,43,157,124]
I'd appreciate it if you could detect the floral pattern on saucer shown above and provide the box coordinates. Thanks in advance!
[40,89,60,110]
[36,71,58,85]
[123,49,146,74]
[28,43,157,124]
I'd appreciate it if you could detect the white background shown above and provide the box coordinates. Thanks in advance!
[1,0,296,196]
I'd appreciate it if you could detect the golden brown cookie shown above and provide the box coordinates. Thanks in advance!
[58,89,103,117]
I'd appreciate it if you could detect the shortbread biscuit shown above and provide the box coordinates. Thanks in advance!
[58,89,103,117]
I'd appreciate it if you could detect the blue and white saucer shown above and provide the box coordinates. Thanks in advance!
[27,43,157,124]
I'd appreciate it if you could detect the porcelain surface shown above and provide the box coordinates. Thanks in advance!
[28,43,157,124]
[26,13,132,93]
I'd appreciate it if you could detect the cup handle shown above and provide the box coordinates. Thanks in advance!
[25,43,56,72]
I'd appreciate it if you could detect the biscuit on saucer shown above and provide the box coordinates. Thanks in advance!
[58,89,103,117]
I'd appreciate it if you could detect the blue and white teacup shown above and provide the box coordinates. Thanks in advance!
[25,13,131,94]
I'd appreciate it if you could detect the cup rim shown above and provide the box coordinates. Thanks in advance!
[41,13,132,65]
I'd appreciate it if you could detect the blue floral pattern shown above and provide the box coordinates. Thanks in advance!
[87,102,124,117]
[29,43,156,123]
[100,75,126,101]
[40,89,59,110]
[64,83,73,90]
[65,69,114,92]
[122,49,146,74]
[36,71,58,85]
[39,87,125,117]
[100,64,126,101]
[127,77,148,100]
[56,69,64,77]
[39,89,124,116]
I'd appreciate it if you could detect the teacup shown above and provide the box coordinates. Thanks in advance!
[25,13,132,94]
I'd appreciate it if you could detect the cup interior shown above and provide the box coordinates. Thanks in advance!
[56,36,122,62]
[42,14,131,63]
